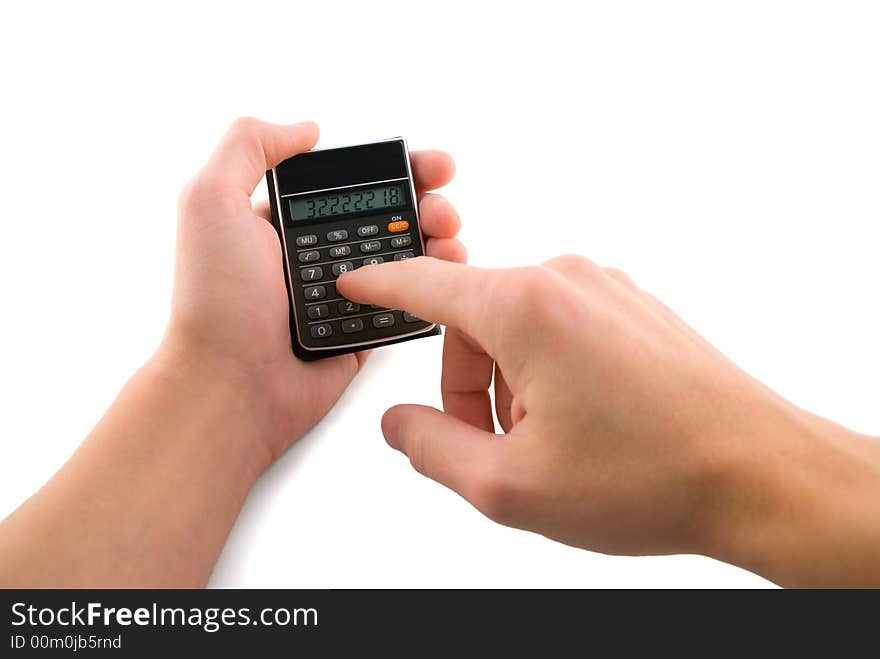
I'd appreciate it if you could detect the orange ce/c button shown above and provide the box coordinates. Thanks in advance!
[388,220,409,233]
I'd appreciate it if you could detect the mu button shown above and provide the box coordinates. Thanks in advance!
[388,220,409,233]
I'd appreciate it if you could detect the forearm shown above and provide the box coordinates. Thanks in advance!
[704,401,880,588]
[0,339,270,587]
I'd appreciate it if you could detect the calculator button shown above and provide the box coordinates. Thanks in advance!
[357,225,379,237]
[296,234,318,247]
[332,261,354,276]
[390,235,412,249]
[304,285,326,300]
[402,312,422,323]
[298,250,320,263]
[341,318,365,334]
[360,240,382,254]
[310,324,333,339]
[307,304,329,320]
[327,229,349,242]
[362,256,385,266]
[329,245,351,258]
[393,251,415,261]
[372,313,395,328]
[300,266,323,282]
[338,300,361,314]
[388,220,409,233]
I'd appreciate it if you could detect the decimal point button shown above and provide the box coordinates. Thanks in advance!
[341,318,365,333]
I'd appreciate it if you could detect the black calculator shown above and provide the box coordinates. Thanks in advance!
[266,138,440,361]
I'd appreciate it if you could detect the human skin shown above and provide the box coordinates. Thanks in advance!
[0,119,465,587]
[336,257,880,588]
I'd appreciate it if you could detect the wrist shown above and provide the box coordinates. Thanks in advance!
[150,329,277,483]
[700,400,880,587]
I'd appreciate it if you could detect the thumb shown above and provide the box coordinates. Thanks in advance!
[382,404,506,511]
[201,118,320,195]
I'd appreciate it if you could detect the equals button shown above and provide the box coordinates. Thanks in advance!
[372,313,396,328]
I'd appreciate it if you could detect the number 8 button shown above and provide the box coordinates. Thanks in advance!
[332,261,354,276]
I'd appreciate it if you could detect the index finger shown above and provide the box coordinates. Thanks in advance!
[410,150,455,193]
[336,257,493,344]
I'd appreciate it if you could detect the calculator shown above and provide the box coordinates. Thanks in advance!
[265,138,440,361]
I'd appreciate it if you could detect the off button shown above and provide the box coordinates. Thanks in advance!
[388,220,409,233]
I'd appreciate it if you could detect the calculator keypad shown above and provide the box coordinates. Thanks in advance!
[288,212,432,349]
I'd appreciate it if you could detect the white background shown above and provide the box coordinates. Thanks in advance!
[1,1,877,588]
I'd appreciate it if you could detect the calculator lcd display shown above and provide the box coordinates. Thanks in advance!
[289,184,405,221]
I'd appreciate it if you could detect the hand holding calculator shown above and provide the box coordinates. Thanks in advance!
[266,139,440,360]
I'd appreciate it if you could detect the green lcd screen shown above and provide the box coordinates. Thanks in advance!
[290,184,404,221]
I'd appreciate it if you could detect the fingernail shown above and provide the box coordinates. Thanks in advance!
[291,120,320,139]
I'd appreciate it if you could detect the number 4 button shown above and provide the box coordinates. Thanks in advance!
[304,285,326,300]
